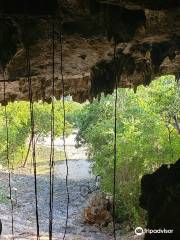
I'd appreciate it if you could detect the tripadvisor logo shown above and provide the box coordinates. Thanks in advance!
[135,227,144,236]
[135,227,174,236]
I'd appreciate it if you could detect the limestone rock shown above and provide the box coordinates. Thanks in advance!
[84,192,113,227]
[0,0,180,103]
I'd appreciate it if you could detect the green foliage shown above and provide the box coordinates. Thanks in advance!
[0,194,8,204]
[0,101,30,166]
[70,75,180,227]
[0,100,81,167]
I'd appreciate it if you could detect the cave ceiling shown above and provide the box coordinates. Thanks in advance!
[0,0,180,103]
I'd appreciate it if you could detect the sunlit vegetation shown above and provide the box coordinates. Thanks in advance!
[0,75,179,227]
[0,100,81,169]
[70,75,180,227]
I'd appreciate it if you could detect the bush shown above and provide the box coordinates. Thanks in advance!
[70,75,180,227]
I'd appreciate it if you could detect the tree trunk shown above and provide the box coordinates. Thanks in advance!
[22,138,32,168]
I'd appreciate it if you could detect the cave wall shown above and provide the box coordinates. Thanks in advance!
[140,159,180,239]
[0,0,180,103]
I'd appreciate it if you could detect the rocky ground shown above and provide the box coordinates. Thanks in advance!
[0,159,142,240]
[0,133,142,240]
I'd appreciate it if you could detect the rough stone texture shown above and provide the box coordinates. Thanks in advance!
[0,160,114,240]
[139,159,180,240]
[0,0,180,103]
[84,192,113,226]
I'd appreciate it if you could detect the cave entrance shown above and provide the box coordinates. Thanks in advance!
[0,1,180,239]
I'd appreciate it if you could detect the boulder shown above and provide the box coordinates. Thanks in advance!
[84,192,113,227]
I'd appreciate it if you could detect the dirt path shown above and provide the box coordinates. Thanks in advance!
[0,132,140,240]
[0,160,117,240]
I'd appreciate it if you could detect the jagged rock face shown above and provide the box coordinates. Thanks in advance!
[0,0,180,103]
[139,159,180,240]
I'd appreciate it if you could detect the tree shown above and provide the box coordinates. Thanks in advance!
[70,75,180,226]
[0,100,81,167]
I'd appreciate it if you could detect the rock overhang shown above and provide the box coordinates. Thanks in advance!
[0,0,179,104]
